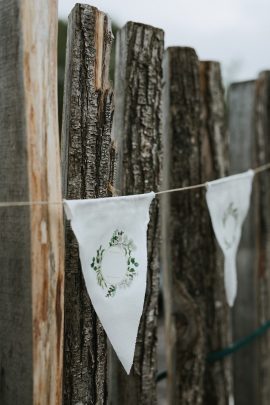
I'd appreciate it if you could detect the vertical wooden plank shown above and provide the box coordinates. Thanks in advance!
[24,2,64,402]
[199,61,232,404]
[0,2,32,402]
[61,4,114,404]
[161,47,203,405]
[161,50,230,404]
[254,71,270,405]
[228,81,259,405]
[0,0,64,404]
[109,22,164,405]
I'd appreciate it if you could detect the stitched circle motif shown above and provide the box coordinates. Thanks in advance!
[90,230,139,297]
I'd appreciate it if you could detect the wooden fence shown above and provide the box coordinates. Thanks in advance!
[0,1,269,404]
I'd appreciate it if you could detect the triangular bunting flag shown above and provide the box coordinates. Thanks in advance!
[206,170,254,306]
[64,192,155,373]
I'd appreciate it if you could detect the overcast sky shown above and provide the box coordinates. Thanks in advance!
[58,0,270,85]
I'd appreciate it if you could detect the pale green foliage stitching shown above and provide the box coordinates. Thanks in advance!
[91,230,138,298]
[91,246,106,288]
[222,202,238,249]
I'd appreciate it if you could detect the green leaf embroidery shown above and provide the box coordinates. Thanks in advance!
[90,230,139,298]
[222,202,238,249]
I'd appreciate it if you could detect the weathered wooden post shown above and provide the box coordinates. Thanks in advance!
[61,4,114,404]
[228,80,259,405]
[161,49,231,404]
[199,61,232,404]
[109,22,164,404]
[0,1,64,404]
[254,71,270,405]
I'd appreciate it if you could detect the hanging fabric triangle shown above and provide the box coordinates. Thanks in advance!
[64,192,155,373]
[206,170,254,306]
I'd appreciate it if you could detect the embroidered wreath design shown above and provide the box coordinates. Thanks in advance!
[90,230,139,298]
[222,202,238,249]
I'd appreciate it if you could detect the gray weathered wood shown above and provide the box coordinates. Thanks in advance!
[199,61,232,404]
[162,47,202,405]
[109,21,164,405]
[161,50,230,404]
[228,80,259,405]
[254,71,270,405]
[0,1,64,404]
[61,4,114,404]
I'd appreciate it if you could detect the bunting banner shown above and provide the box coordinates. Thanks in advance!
[64,192,155,373]
[206,170,254,306]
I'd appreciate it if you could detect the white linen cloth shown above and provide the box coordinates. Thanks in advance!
[64,192,155,373]
[206,170,254,306]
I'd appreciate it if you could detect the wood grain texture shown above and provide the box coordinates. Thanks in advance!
[162,47,203,405]
[161,50,230,404]
[200,61,232,404]
[254,71,270,405]
[0,1,64,404]
[109,22,164,405]
[61,4,114,404]
[0,2,32,403]
[228,80,259,405]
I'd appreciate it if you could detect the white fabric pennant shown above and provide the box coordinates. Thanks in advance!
[64,192,155,373]
[206,170,254,307]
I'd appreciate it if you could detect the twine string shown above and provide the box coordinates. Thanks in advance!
[155,183,206,195]
[0,162,269,207]
[253,162,270,174]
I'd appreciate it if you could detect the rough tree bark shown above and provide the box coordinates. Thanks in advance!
[161,49,230,404]
[61,4,114,404]
[0,1,64,404]
[228,81,259,405]
[254,71,270,405]
[109,22,164,405]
